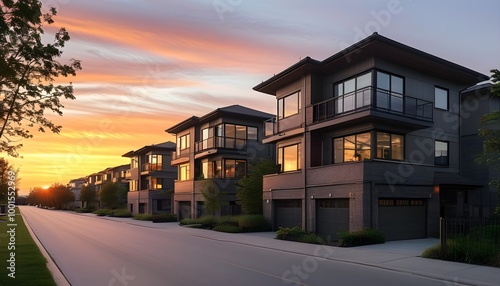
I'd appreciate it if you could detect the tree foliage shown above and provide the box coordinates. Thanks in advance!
[99,182,127,209]
[0,157,20,203]
[201,179,225,215]
[236,159,279,215]
[0,0,82,157]
[79,184,96,207]
[477,69,500,214]
[27,183,74,209]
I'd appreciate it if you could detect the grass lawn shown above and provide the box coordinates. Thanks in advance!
[0,208,56,286]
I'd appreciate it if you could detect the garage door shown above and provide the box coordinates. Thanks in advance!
[274,200,302,229]
[378,199,426,241]
[316,199,349,240]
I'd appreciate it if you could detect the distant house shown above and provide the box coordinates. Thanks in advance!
[77,164,129,209]
[68,177,87,208]
[166,105,275,219]
[253,32,496,240]
[122,142,177,214]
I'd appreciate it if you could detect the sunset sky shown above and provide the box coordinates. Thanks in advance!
[5,0,500,195]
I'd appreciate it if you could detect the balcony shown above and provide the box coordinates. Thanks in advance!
[141,163,163,174]
[195,136,246,153]
[312,87,433,124]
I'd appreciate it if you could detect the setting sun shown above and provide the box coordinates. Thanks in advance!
[42,185,50,190]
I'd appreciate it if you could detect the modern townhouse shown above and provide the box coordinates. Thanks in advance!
[253,32,495,240]
[80,164,130,208]
[166,105,275,219]
[123,141,177,214]
[68,177,87,208]
[459,83,499,218]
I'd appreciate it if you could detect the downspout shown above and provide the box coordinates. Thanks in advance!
[303,75,308,231]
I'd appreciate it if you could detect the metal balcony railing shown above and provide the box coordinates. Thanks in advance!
[312,87,433,123]
[195,136,246,153]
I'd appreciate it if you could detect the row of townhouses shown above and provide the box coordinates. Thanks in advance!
[68,33,499,241]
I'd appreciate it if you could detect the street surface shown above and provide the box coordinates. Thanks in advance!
[21,206,453,286]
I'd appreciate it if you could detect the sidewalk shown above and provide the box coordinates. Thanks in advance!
[79,213,500,286]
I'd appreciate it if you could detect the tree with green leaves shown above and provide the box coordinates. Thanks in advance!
[477,69,500,214]
[201,179,225,215]
[99,182,120,209]
[0,157,19,203]
[80,184,96,209]
[0,0,82,157]
[236,159,279,214]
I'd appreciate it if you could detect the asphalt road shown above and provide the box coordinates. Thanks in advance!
[21,206,448,286]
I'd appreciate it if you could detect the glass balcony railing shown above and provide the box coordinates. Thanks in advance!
[312,87,433,123]
[141,163,163,172]
[195,136,246,153]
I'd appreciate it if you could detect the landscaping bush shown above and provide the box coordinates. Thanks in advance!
[179,218,194,225]
[275,226,325,244]
[337,228,385,247]
[111,209,132,218]
[152,213,177,223]
[74,208,93,213]
[217,216,239,226]
[238,214,270,231]
[133,213,154,221]
[213,223,243,233]
[93,209,112,216]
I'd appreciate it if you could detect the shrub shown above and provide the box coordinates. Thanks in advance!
[111,209,132,218]
[213,223,243,233]
[238,215,270,232]
[74,208,93,213]
[337,228,385,247]
[93,209,112,216]
[276,226,308,240]
[217,216,239,226]
[152,213,177,223]
[179,218,194,225]
[133,213,154,221]
[275,226,325,244]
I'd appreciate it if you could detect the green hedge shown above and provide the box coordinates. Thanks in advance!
[275,227,325,244]
[337,228,385,247]
[180,215,270,233]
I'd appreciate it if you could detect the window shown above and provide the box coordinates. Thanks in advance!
[335,72,372,113]
[131,157,138,169]
[376,132,404,160]
[435,141,449,166]
[224,159,247,178]
[435,87,448,110]
[151,178,163,190]
[130,180,138,192]
[376,71,404,112]
[278,143,301,172]
[333,132,371,163]
[177,134,190,155]
[247,127,258,140]
[149,154,163,171]
[179,164,190,181]
[278,91,301,119]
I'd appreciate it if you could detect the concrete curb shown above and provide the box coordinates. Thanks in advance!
[20,211,71,286]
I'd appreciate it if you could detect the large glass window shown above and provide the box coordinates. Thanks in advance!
[151,178,163,190]
[278,91,301,119]
[278,143,301,172]
[149,154,163,171]
[333,132,371,163]
[199,124,255,151]
[224,159,247,178]
[435,141,449,166]
[376,71,404,112]
[179,164,190,181]
[376,132,404,160]
[335,72,372,113]
[177,134,190,155]
[435,87,448,110]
